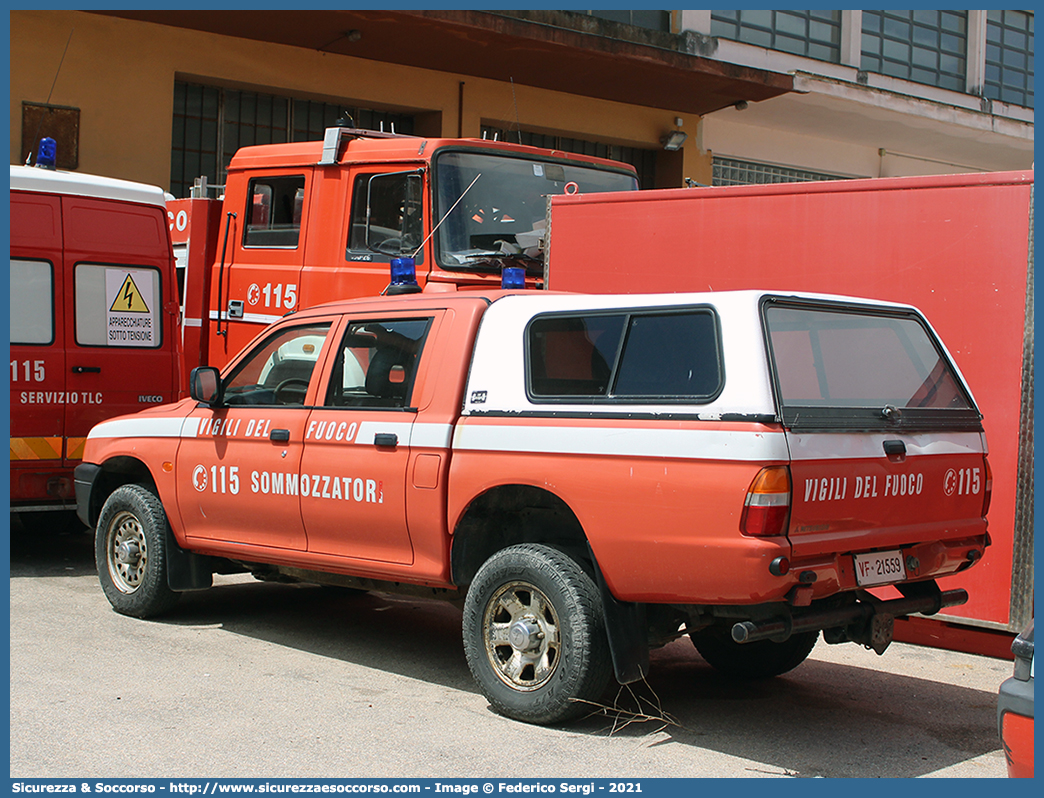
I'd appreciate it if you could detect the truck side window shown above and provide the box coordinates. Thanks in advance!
[10,259,54,345]
[243,175,305,248]
[528,309,722,401]
[223,323,332,406]
[73,264,162,348]
[614,311,722,399]
[326,318,431,408]
[528,315,625,397]
[346,172,423,259]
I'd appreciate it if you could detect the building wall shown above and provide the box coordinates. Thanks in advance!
[11,11,710,191]
[678,9,1033,181]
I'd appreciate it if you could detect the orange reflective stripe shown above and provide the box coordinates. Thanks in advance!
[65,437,87,460]
[10,437,63,461]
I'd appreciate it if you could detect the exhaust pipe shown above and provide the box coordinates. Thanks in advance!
[731,585,969,650]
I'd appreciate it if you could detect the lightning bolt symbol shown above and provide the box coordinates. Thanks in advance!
[124,281,134,310]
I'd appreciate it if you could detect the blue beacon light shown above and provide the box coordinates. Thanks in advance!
[35,137,58,169]
[501,266,526,289]
[387,256,422,295]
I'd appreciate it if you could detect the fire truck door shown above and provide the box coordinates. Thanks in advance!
[209,173,307,369]
[299,317,433,564]
[175,321,334,551]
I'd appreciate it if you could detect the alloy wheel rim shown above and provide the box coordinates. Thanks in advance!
[483,580,561,691]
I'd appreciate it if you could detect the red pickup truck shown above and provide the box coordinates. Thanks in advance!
[75,289,990,724]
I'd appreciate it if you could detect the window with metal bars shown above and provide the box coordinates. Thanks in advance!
[480,125,656,189]
[984,10,1034,109]
[169,81,415,198]
[712,156,854,187]
[586,10,671,32]
[711,10,842,63]
[861,10,968,93]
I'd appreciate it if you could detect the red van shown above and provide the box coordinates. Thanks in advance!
[9,161,180,531]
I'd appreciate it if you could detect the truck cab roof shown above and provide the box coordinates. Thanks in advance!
[227,130,638,172]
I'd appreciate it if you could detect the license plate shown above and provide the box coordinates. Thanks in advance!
[853,550,907,587]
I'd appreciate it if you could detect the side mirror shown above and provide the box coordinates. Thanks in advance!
[190,367,223,406]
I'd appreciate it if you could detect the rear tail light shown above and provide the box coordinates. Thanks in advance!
[982,457,993,517]
[741,466,791,537]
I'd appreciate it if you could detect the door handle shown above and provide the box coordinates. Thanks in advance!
[374,433,398,448]
[72,366,101,374]
[270,429,290,443]
[883,439,906,461]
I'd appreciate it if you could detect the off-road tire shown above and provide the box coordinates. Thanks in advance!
[463,544,612,725]
[691,626,818,679]
[95,484,179,618]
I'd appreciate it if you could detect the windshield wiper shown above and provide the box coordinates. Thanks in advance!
[463,252,543,276]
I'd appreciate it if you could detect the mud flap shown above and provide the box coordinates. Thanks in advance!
[165,528,214,591]
[589,547,648,684]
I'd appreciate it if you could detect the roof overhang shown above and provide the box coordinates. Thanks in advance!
[93,10,793,116]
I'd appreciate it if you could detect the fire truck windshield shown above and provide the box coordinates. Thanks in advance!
[433,151,637,271]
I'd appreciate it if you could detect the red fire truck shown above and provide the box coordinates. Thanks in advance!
[10,147,181,530]
[168,125,639,376]
[542,170,1034,655]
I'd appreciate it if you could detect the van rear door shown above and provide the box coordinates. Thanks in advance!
[62,194,176,465]
[762,297,989,584]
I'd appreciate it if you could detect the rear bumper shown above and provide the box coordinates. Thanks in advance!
[782,535,988,601]
[10,462,76,504]
[998,676,1035,726]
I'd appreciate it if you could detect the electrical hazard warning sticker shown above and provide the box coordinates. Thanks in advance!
[109,273,151,313]
[106,269,158,347]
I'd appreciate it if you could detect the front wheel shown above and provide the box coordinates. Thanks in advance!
[95,484,179,618]
[463,544,612,725]
[690,626,818,679]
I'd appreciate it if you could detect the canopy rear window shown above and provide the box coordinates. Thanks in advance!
[763,299,980,431]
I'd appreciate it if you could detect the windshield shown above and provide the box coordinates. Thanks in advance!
[434,150,638,271]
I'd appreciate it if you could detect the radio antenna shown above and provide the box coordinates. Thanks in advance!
[411,173,481,259]
[25,27,75,165]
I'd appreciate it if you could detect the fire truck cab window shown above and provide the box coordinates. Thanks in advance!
[223,322,332,406]
[10,259,54,345]
[243,175,305,248]
[326,318,431,408]
[347,172,423,260]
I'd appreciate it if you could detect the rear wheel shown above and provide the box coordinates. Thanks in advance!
[95,484,179,618]
[691,626,818,679]
[463,544,612,725]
